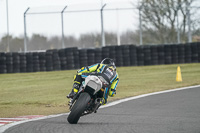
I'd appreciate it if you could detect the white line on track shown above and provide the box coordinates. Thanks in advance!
[0,84,200,133]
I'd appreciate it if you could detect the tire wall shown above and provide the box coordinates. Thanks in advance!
[0,43,200,74]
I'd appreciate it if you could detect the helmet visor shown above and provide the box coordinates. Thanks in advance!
[101,58,116,70]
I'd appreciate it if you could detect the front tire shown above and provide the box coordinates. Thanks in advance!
[67,92,91,124]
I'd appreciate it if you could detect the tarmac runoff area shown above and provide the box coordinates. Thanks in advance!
[1,85,200,133]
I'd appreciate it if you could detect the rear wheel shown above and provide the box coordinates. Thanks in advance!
[67,92,91,124]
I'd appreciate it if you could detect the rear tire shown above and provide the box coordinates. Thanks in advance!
[67,92,91,124]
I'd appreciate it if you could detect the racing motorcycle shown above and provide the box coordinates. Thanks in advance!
[67,75,109,124]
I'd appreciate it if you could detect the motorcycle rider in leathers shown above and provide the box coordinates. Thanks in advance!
[67,58,119,105]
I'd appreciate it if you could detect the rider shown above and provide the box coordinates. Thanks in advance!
[67,58,119,105]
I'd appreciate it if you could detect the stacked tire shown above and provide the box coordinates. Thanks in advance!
[130,45,137,66]
[198,42,200,62]
[137,46,144,66]
[0,53,7,74]
[108,46,116,62]
[33,52,40,72]
[157,45,165,65]
[58,49,67,70]
[177,44,185,64]
[12,53,20,73]
[94,48,102,63]
[5,53,13,73]
[191,43,199,63]
[79,49,88,67]
[26,53,33,72]
[102,47,110,59]
[151,45,158,65]
[73,48,80,69]
[65,48,75,70]
[115,46,123,66]
[1,43,200,74]
[171,44,179,64]
[143,45,151,66]
[46,50,53,71]
[121,45,131,66]
[184,44,192,63]
[20,53,27,72]
[39,52,46,71]
[164,45,172,64]
[87,49,95,66]
[52,50,61,71]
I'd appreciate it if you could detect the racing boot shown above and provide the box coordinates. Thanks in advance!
[67,83,80,99]
[100,97,107,105]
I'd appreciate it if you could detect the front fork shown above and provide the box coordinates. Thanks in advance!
[68,99,73,110]
[68,93,80,110]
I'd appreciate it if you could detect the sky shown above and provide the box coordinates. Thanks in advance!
[0,0,139,39]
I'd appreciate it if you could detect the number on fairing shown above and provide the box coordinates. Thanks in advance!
[104,68,114,79]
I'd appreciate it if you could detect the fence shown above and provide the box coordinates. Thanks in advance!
[0,42,200,74]
[20,2,200,52]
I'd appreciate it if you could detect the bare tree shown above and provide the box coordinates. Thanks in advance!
[138,0,197,44]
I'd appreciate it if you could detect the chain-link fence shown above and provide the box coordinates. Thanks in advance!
[23,2,139,52]
[1,1,200,52]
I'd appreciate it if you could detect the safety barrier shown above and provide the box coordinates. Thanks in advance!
[0,42,200,74]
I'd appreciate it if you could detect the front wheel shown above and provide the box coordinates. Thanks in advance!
[67,92,91,124]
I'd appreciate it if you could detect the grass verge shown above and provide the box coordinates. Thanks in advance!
[0,63,200,117]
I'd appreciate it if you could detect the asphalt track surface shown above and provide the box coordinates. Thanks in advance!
[3,86,200,133]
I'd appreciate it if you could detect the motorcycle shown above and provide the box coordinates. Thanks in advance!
[67,75,109,124]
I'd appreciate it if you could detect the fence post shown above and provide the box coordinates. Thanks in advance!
[61,6,67,49]
[24,7,30,53]
[6,0,10,52]
[177,4,180,44]
[139,6,143,45]
[186,2,192,43]
[116,8,121,46]
[101,4,106,47]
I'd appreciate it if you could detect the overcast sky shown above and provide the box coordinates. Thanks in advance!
[0,0,139,38]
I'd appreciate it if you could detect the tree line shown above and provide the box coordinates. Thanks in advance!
[0,29,200,52]
[0,31,139,52]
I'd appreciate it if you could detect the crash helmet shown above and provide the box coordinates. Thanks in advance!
[100,58,116,71]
